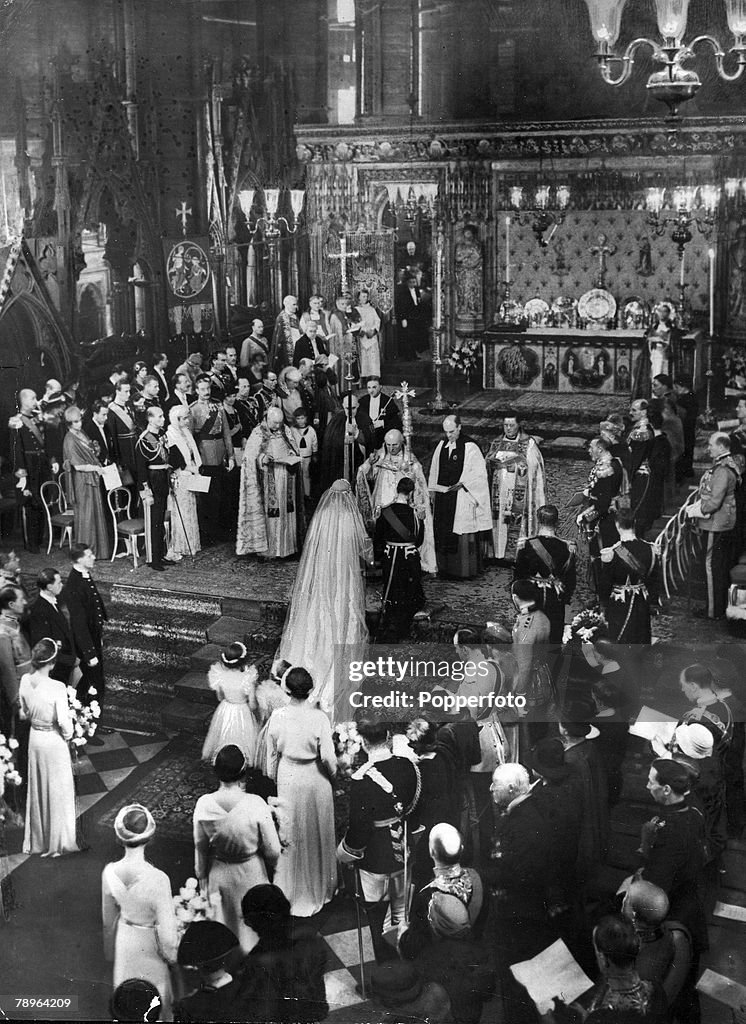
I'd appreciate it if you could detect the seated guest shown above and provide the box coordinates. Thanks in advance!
[174,921,244,1023]
[110,979,162,1022]
[240,883,328,1022]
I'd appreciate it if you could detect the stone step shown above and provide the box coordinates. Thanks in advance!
[207,615,264,645]
[174,668,215,706]
[161,696,214,735]
[191,643,223,669]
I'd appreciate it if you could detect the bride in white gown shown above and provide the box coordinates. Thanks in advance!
[276,479,373,721]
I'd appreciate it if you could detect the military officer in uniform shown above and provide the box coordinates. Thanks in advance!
[337,717,422,963]
[190,374,235,544]
[136,407,171,571]
[10,388,59,552]
[598,508,659,645]
[514,504,576,644]
[107,379,140,490]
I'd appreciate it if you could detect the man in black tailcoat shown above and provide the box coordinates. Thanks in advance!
[26,568,76,685]
[61,543,108,742]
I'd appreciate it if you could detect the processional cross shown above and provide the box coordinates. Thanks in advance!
[327,235,359,294]
[588,233,616,290]
[175,201,193,237]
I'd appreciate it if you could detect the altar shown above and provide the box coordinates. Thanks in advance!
[482,327,701,394]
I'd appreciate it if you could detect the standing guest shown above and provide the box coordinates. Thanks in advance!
[638,759,708,960]
[166,372,193,417]
[0,584,31,739]
[644,406,672,534]
[292,320,328,367]
[62,405,110,559]
[174,921,244,1022]
[686,431,740,619]
[729,396,746,550]
[651,371,674,401]
[131,361,149,402]
[26,569,76,685]
[356,377,402,451]
[61,543,107,741]
[627,398,655,535]
[511,578,553,723]
[207,350,230,401]
[710,653,746,838]
[374,477,425,640]
[221,388,242,538]
[577,437,625,560]
[312,357,341,437]
[224,345,239,387]
[253,369,281,420]
[165,406,201,562]
[10,388,58,553]
[355,289,383,382]
[514,503,576,645]
[201,643,260,765]
[329,293,362,382]
[674,374,699,483]
[661,394,684,477]
[428,414,492,579]
[559,704,609,878]
[102,805,179,1020]
[193,744,281,954]
[269,295,302,373]
[190,375,235,545]
[592,676,632,807]
[267,667,338,918]
[240,317,270,369]
[278,366,309,426]
[289,408,318,507]
[134,376,162,431]
[300,294,333,346]
[18,638,79,857]
[240,883,329,1023]
[107,379,139,488]
[600,414,632,482]
[136,407,171,572]
[337,716,422,963]
[234,376,259,442]
[486,415,547,563]
[175,350,205,390]
[110,979,162,1023]
[405,720,460,888]
[598,508,660,645]
[395,273,427,359]
[83,399,115,464]
[317,393,370,491]
[237,407,304,560]
[151,352,170,405]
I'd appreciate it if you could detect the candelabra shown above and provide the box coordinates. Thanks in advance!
[238,187,304,308]
[645,185,720,256]
[584,0,746,118]
[508,184,570,248]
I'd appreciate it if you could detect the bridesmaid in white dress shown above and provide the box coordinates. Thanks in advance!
[267,668,338,917]
[193,744,281,954]
[201,643,260,764]
[102,805,178,1021]
[18,638,79,857]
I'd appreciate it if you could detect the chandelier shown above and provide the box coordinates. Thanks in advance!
[584,0,746,118]
[508,184,571,247]
[645,184,720,254]
[238,187,305,241]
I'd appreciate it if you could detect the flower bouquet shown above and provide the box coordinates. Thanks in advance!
[447,339,482,378]
[0,732,21,797]
[172,878,220,939]
[567,608,607,645]
[66,685,101,751]
[333,721,363,780]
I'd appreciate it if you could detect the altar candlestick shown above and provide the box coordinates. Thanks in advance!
[679,251,685,287]
[708,248,716,337]
[505,216,511,284]
[434,247,442,329]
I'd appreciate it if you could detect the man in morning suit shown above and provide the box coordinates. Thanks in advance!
[27,568,76,685]
[61,543,108,743]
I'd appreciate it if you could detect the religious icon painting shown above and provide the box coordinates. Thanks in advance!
[162,237,212,305]
[561,345,612,391]
[496,341,541,388]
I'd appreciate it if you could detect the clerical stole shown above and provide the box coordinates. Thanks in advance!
[491,439,530,561]
[433,440,466,555]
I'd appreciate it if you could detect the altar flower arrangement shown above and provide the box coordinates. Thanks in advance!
[568,609,607,645]
[447,339,482,377]
[722,346,746,393]
[172,878,220,937]
[333,721,363,779]
[66,685,101,748]
[0,732,22,794]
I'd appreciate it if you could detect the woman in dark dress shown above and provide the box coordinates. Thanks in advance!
[406,718,460,888]
[374,476,425,640]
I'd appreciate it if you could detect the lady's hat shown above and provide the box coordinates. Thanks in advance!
[113,803,156,844]
[221,641,248,667]
[561,702,600,741]
[653,722,713,760]
[177,920,239,969]
[527,737,571,782]
[370,962,423,1007]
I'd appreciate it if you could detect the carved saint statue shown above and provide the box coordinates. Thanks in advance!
[454,224,484,330]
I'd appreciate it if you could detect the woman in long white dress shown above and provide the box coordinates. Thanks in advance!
[201,642,260,764]
[193,744,281,954]
[267,668,338,917]
[102,804,178,1021]
[276,479,373,719]
[165,405,202,561]
[18,638,79,857]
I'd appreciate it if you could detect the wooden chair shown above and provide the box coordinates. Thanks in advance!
[40,480,75,554]
[107,486,146,568]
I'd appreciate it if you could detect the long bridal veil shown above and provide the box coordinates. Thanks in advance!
[276,479,373,720]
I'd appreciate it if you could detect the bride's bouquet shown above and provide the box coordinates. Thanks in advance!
[333,721,363,779]
[0,732,21,796]
[66,685,102,749]
[567,608,607,645]
[172,878,220,938]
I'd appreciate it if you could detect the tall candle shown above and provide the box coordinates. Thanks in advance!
[435,248,442,329]
[505,216,511,284]
[708,248,716,337]
[679,251,685,287]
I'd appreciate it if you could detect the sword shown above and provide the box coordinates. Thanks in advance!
[353,865,367,1000]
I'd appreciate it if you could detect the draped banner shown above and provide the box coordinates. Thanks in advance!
[163,236,214,337]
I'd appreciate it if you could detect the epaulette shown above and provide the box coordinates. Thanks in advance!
[516,537,527,549]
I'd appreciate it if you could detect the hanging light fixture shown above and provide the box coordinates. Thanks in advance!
[584,0,746,118]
